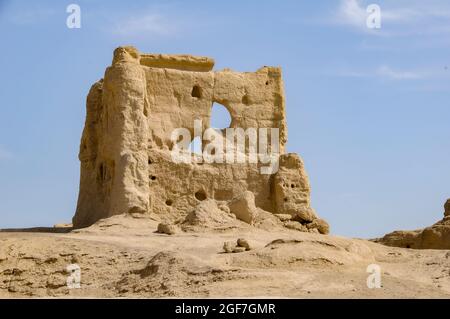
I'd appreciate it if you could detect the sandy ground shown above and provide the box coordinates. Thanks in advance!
[0,215,449,298]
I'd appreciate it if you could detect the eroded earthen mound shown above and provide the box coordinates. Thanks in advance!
[181,199,238,231]
[114,251,238,297]
[376,199,450,249]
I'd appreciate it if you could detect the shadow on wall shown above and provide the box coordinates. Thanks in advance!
[0,227,73,233]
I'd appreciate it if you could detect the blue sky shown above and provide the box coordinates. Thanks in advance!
[0,0,449,238]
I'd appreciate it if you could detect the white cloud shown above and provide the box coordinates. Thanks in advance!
[376,65,422,80]
[332,65,445,81]
[336,0,367,29]
[334,0,450,36]
[111,13,176,37]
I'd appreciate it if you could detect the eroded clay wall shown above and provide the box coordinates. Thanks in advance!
[73,46,315,229]
[143,66,287,152]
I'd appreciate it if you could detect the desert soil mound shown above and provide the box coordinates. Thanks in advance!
[376,199,450,249]
[1,214,449,298]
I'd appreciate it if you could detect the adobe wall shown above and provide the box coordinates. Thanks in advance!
[73,46,323,233]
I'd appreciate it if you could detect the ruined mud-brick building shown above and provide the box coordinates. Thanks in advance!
[73,46,328,233]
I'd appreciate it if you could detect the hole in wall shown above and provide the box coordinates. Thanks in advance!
[242,94,250,105]
[150,176,157,181]
[195,190,207,201]
[97,161,114,183]
[210,102,231,129]
[98,163,105,181]
[128,206,145,215]
[165,199,173,206]
[265,80,269,85]
[191,85,202,99]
